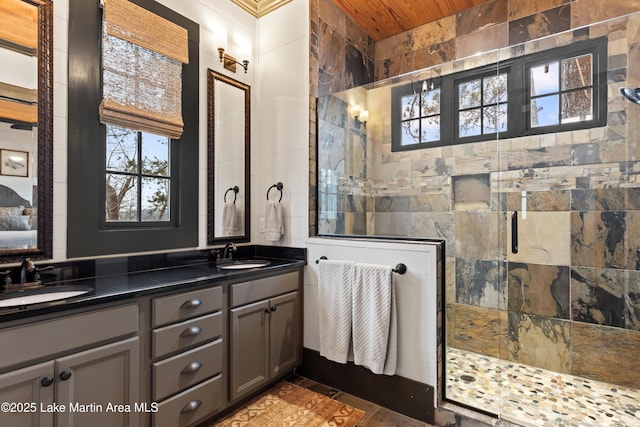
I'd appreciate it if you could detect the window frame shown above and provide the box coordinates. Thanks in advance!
[68,0,199,257]
[391,37,607,152]
[102,127,176,227]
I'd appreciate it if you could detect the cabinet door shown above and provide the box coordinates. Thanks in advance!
[0,361,55,427]
[269,291,300,377]
[55,337,140,427]
[229,299,269,401]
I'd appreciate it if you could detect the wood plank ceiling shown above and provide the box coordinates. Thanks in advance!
[331,0,495,41]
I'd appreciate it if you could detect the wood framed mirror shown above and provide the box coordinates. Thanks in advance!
[0,0,53,263]
[207,70,250,244]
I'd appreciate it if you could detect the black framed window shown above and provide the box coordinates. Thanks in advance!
[396,81,441,148]
[104,126,173,224]
[457,72,508,138]
[68,0,199,258]
[392,37,607,152]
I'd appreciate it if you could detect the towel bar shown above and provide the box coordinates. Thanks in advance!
[224,186,239,203]
[266,182,283,202]
[315,256,407,275]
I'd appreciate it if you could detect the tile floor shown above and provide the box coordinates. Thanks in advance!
[289,376,436,427]
[446,347,640,427]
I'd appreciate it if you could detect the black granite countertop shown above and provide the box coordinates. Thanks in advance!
[0,245,306,322]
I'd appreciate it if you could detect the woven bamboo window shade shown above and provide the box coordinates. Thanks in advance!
[100,0,189,139]
[0,0,38,55]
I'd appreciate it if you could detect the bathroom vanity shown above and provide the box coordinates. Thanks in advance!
[0,246,305,427]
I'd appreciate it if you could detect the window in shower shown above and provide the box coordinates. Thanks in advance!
[528,53,596,128]
[393,81,442,148]
[456,72,508,138]
[390,36,607,152]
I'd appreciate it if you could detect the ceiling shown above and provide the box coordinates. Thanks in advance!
[231,0,495,41]
[331,0,496,41]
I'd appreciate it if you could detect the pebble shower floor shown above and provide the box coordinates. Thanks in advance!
[446,348,640,427]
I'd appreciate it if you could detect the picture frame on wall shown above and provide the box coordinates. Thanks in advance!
[0,149,29,177]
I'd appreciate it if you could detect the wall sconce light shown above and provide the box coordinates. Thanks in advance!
[217,47,249,73]
[353,105,368,128]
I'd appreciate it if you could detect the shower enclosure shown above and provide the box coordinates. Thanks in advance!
[317,12,640,426]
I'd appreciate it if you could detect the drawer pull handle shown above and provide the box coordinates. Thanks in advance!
[181,362,203,375]
[180,326,202,337]
[181,400,201,414]
[180,298,202,309]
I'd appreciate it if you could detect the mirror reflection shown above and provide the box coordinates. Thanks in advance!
[207,70,250,243]
[0,0,53,262]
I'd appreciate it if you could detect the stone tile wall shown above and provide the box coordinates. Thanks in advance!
[311,0,640,391]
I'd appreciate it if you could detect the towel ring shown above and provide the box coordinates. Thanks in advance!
[266,182,283,202]
[224,186,239,203]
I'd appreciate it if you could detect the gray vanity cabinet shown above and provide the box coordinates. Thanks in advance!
[55,337,139,427]
[151,286,225,427]
[229,271,301,401]
[0,361,55,427]
[0,304,140,427]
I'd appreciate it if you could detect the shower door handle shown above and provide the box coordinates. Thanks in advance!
[511,211,518,254]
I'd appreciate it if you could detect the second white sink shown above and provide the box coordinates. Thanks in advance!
[218,259,271,270]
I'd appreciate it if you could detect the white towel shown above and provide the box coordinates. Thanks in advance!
[318,260,355,364]
[222,202,238,235]
[264,200,283,241]
[352,263,397,375]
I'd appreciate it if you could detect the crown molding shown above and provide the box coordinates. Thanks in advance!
[229,0,292,17]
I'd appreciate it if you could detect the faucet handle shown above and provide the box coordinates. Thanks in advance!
[0,270,11,289]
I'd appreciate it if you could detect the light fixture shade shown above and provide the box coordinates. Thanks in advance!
[620,87,640,105]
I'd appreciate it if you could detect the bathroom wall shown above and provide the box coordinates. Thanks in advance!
[46,0,310,261]
[313,0,640,390]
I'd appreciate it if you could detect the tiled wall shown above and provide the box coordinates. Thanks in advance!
[311,0,640,389]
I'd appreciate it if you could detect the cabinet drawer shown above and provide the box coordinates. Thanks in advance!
[153,286,222,327]
[230,271,299,308]
[153,374,223,427]
[0,304,138,371]
[153,312,222,359]
[153,339,223,401]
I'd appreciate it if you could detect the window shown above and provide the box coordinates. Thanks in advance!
[397,82,441,147]
[392,37,607,152]
[457,72,508,138]
[67,0,199,258]
[105,126,171,223]
[529,54,594,128]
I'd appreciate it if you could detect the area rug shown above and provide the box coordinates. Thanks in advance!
[213,381,365,427]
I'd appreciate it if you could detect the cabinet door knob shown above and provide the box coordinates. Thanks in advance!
[180,400,201,414]
[180,326,202,337]
[41,376,54,387]
[264,308,271,314]
[180,298,202,309]
[181,361,203,375]
[59,370,72,381]
[270,306,277,312]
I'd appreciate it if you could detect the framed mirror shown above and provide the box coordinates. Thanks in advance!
[207,70,250,244]
[0,0,53,263]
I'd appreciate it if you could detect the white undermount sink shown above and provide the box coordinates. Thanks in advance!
[0,286,91,308]
[218,259,271,270]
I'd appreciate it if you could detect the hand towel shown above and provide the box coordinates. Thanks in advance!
[352,263,397,375]
[222,201,238,235]
[318,260,355,364]
[264,200,283,241]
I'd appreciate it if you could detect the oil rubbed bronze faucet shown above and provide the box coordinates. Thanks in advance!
[222,242,237,260]
[1,258,45,292]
